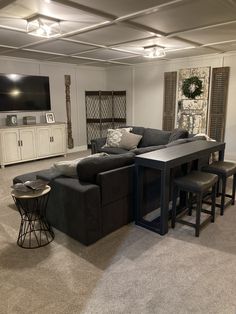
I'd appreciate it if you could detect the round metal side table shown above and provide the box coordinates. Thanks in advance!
[11,185,54,249]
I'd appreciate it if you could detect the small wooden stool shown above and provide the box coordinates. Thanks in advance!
[202,161,236,215]
[171,171,218,237]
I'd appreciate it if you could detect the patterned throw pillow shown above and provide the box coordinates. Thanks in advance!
[119,132,142,150]
[103,128,132,148]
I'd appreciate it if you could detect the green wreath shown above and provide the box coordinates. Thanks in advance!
[182,76,203,99]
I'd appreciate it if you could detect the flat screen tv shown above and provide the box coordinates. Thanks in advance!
[0,73,51,111]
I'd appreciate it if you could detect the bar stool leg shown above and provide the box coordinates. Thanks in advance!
[171,186,178,229]
[195,193,202,237]
[211,183,216,223]
[220,177,227,216]
[188,192,193,216]
[232,173,236,205]
[216,180,220,197]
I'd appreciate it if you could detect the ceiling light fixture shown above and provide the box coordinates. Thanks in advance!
[143,45,166,58]
[26,14,61,38]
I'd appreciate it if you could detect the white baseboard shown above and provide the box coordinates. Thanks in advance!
[66,145,88,153]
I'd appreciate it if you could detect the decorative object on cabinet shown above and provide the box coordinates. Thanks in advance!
[45,112,55,123]
[23,116,36,125]
[64,74,74,149]
[6,115,17,126]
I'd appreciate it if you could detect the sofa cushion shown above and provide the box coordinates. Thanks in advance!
[51,153,108,177]
[100,147,129,154]
[131,145,166,155]
[165,139,189,147]
[140,128,171,147]
[13,169,59,184]
[77,152,135,183]
[130,126,145,136]
[168,128,189,143]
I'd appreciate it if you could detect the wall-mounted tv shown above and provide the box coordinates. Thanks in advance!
[0,73,51,111]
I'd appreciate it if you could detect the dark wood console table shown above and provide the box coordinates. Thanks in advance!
[135,140,225,236]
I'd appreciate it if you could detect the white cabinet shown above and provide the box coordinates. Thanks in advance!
[0,123,66,168]
[36,124,66,157]
[20,128,37,160]
[1,129,21,164]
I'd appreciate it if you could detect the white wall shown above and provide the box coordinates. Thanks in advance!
[106,53,236,160]
[1,52,236,160]
[0,57,106,149]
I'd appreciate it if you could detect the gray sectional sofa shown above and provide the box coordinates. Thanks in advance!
[13,127,207,246]
[90,126,203,155]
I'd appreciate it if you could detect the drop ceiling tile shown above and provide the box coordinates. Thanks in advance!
[30,39,95,54]
[0,18,27,30]
[1,0,106,23]
[77,48,136,60]
[117,56,161,64]
[3,49,61,60]
[0,47,15,53]
[210,42,236,52]
[132,0,236,34]
[48,56,90,65]
[71,0,167,17]
[116,37,190,54]
[179,23,236,45]
[165,47,214,59]
[0,28,44,47]
[68,24,151,45]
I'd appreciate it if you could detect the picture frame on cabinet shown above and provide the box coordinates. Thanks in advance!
[6,114,17,126]
[45,112,55,124]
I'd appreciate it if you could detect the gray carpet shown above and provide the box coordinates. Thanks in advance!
[1,153,236,314]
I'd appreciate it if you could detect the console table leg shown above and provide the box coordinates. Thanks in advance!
[160,168,170,235]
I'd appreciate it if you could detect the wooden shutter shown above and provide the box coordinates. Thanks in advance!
[208,67,230,141]
[162,72,177,131]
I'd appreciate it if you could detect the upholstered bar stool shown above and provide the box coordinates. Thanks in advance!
[202,161,236,215]
[171,171,218,237]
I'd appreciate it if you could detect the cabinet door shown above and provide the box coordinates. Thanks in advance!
[19,128,37,160]
[36,127,51,157]
[1,129,21,163]
[51,125,66,154]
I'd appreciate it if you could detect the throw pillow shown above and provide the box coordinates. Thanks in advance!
[52,153,108,177]
[168,128,189,143]
[141,128,171,147]
[119,132,142,150]
[103,128,132,148]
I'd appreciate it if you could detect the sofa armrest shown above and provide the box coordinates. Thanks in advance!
[46,177,102,245]
[90,137,107,154]
[96,164,134,206]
